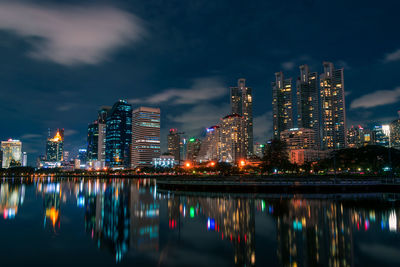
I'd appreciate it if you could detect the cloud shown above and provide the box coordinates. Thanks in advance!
[64,129,78,136]
[281,61,295,71]
[350,87,400,109]
[20,134,42,140]
[167,103,229,136]
[130,77,227,105]
[383,49,400,63]
[253,112,273,142]
[0,2,145,65]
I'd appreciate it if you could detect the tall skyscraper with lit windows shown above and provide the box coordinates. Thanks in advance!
[167,129,181,162]
[46,129,64,162]
[220,114,246,163]
[105,100,132,168]
[1,139,22,168]
[131,107,161,168]
[320,62,346,150]
[272,72,293,139]
[230,78,253,156]
[297,65,320,147]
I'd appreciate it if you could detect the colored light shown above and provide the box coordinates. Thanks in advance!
[189,138,195,142]
[190,207,195,218]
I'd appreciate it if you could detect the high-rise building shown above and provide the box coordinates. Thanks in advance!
[87,122,99,162]
[372,125,389,147]
[98,106,111,168]
[167,129,181,163]
[131,107,161,168]
[272,72,293,139]
[296,65,320,147]
[78,148,87,168]
[220,114,246,163]
[46,129,64,162]
[347,125,372,148]
[22,152,27,167]
[320,62,346,150]
[390,115,400,150]
[230,78,253,156]
[1,139,22,168]
[186,138,202,162]
[253,143,266,158]
[198,126,221,162]
[105,100,132,169]
[280,128,317,150]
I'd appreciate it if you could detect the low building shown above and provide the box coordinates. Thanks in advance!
[152,155,177,168]
[289,149,329,165]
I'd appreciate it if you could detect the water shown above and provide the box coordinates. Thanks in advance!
[0,177,400,266]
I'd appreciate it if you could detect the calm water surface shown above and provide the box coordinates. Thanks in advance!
[0,178,399,266]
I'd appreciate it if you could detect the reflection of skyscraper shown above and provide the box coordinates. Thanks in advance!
[130,181,159,252]
[272,72,293,140]
[0,184,25,219]
[43,183,61,230]
[230,78,253,156]
[105,100,132,168]
[1,139,22,168]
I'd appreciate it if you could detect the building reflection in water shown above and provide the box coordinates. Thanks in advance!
[4,178,400,266]
[0,183,25,219]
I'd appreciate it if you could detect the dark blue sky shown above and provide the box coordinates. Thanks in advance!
[0,0,399,164]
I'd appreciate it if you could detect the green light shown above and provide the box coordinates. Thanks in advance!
[190,207,195,218]
[261,200,265,212]
[260,144,265,148]
[189,138,195,142]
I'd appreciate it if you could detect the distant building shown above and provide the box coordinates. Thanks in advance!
[98,106,111,168]
[105,100,132,169]
[78,149,87,168]
[230,78,253,156]
[22,152,27,167]
[152,155,177,168]
[289,149,328,165]
[372,125,389,147]
[296,65,320,148]
[347,126,372,148]
[46,129,64,162]
[220,114,246,163]
[63,151,70,162]
[167,129,181,164]
[390,116,400,150]
[198,126,221,162]
[320,62,346,150]
[186,138,202,162]
[272,72,293,139]
[131,107,161,168]
[86,122,99,163]
[281,128,318,150]
[253,143,266,158]
[1,139,22,168]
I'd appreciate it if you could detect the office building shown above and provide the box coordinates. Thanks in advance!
[372,125,389,147]
[22,152,27,167]
[320,62,346,150]
[390,116,400,150]
[78,148,87,168]
[280,128,317,150]
[186,138,202,162]
[230,78,253,156]
[220,114,246,163]
[167,129,181,163]
[297,65,320,147]
[46,129,64,162]
[347,125,372,148]
[198,126,221,162]
[253,143,266,158]
[98,106,111,167]
[272,72,293,139]
[87,122,99,162]
[131,107,161,168]
[1,139,22,168]
[105,100,132,168]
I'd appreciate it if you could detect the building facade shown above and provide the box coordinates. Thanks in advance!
[186,138,202,162]
[390,118,400,150]
[220,114,246,163]
[230,78,253,156]
[131,107,161,168]
[296,65,320,147]
[198,126,221,162]
[105,100,132,169]
[280,128,317,150]
[1,139,22,168]
[167,129,181,163]
[320,62,346,150]
[46,129,64,162]
[272,72,293,139]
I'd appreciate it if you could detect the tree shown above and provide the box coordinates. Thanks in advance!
[262,139,293,173]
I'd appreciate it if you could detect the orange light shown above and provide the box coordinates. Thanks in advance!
[210,161,216,167]
[185,162,191,168]
[240,160,246,167]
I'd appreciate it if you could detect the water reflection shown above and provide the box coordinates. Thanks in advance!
[0,178,400,266]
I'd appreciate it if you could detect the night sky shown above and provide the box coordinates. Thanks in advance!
[0,0,399,164]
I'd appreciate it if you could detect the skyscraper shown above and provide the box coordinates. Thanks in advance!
[105,100,132,169]
[230,78,253,156]
[1,139,22,168]
[98,106,111,168]
[167,129,181,163]
[272,72,293,139]
[131,107,161,168]
[320,62,346,150]
[22,152,27,167]
[46,129,64,162]
[297,65,320,147]
[390,115,400,150]
[220,114,246,163]
[86,122,99,163]
[198,126,221,162]
[186,138,202,162]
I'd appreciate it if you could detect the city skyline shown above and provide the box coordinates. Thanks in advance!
[0,1,400,164]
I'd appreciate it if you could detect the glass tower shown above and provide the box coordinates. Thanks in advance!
[272,72,293,139]
[105,100,132,169]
